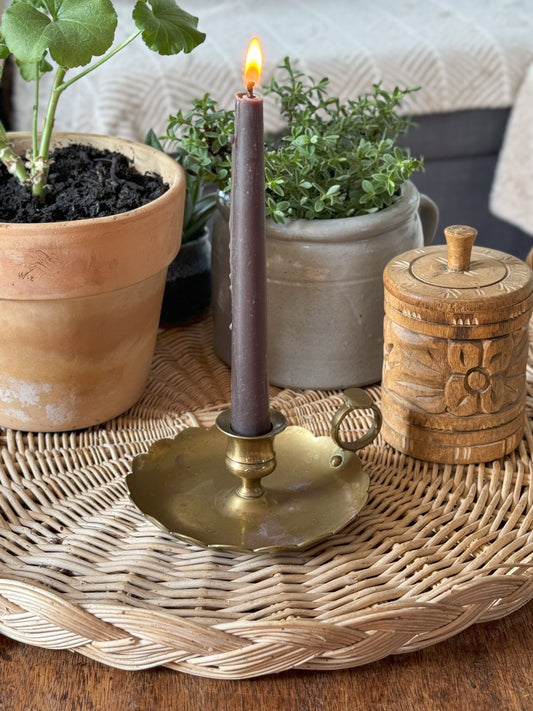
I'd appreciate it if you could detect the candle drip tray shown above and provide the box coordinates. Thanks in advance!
[126,389,382,552]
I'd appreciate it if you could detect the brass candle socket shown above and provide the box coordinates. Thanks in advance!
[126,389,381,552]
[216,408,286,499]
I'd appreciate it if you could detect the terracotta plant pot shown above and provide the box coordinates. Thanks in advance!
[212,182,438,389]
[0,132,185,431]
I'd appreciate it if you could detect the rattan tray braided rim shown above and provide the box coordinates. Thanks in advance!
[1,317,533,679]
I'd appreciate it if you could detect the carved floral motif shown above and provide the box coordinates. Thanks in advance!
[383,317,529,416]
[445,340,510,415]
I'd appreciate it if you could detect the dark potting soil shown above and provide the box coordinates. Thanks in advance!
[0,143,169,223]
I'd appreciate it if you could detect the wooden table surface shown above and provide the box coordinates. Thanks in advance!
[1,600,532,711]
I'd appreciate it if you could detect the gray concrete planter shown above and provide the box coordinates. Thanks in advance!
[212,181,438,389]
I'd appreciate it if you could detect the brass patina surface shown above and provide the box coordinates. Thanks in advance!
[127,390,380,552]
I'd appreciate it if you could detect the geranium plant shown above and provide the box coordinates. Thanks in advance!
[0,0,205,202]
[163,57,422,225]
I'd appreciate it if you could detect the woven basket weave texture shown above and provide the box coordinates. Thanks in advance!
[0,317,532,678]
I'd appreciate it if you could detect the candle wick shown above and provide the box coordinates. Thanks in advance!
[246,80,255,98]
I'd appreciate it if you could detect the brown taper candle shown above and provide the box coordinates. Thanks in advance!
[229,38,270,436]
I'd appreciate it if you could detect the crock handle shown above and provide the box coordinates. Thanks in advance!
[330,388,382,453]
[419,193,439,246]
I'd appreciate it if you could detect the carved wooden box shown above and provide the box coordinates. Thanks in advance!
[381,226,533,464]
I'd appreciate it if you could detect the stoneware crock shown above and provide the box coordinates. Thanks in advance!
[212,181,438,389]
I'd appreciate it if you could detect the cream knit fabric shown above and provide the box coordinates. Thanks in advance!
[8,0,533,235]
[12,0,533,136]
[490,62,533,235]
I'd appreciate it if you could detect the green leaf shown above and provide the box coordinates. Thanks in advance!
[1,0,118,67]
[144,128,164,151]
[133,0,206,56]
[1,1,51,63]
[46,0,117,67]
[37,1,57,14]
[17,55,53,81]
[0,32,9,60]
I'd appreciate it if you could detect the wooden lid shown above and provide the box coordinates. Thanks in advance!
[384,225,533,332]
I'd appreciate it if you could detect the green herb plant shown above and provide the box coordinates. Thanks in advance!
[0,0,205,202]
[147,93,233,242]
[163,57,422,226]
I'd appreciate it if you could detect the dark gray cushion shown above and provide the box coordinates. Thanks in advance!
[401,110,531,260]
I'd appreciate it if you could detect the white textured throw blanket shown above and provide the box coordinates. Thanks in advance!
[10,0,533,230]
[490,62,533,235]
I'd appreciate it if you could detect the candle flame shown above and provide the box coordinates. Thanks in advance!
[243,37,262,89]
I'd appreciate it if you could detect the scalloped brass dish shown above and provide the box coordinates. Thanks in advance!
[126,389,381,552]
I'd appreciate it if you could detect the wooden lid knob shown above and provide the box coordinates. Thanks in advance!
[444,225,478,272]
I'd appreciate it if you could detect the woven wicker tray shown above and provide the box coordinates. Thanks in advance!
[1,317,532,679]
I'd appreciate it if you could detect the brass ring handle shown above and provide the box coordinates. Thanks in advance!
[330,388,382,452]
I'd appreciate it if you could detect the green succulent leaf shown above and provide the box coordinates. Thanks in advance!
[1,0,118,67]
[144,127,164,151]
[133,0,206,55]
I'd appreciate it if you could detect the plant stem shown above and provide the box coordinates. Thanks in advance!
[57,30,142,93]
[0,60,29,182]
[29,28,142,199]
[33,65,66,200]
[0,124,30,184]
[32,63,40,169]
